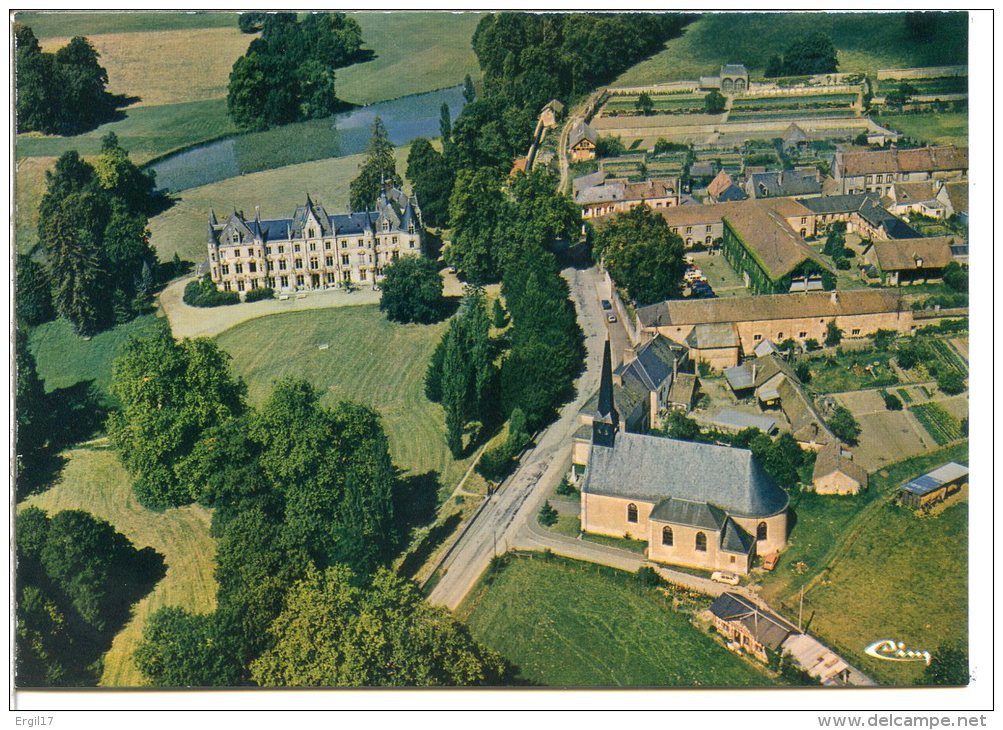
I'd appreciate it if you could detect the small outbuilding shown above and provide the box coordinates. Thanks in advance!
[812,439,868,495]
[898,462,968,511]
[569,121,598,162]
[709,592,799,663]
[541,99,565,128]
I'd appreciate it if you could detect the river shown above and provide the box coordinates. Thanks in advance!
[147,85,465,193]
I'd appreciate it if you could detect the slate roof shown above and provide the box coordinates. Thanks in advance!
[667,372,698,407]
[812,439,868,486]
[724,353,794,393]
[870,236,955,271]
[583,432,789,518]
[716,184,749,202]
[707,170,734,199]
[543,99,565,113]
[576,181,626,204]
[650,497,726,530]
[721,63,749,76]
[709,593,800,651]
[943,181,968,215]
[748,170,822,199]
[721,517,755,554]
[569,121,597,148]
[800,192,881,216]
[616,334,687,392]
[637,289,908,329]
[837,145,968,177]
[573,171,607,196]
[856,198,921,239]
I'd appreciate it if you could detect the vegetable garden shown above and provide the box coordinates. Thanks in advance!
[909,402,964,446]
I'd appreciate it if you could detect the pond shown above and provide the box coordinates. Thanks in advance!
[147,85,465,193]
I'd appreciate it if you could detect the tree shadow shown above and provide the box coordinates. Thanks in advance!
[397,510,463,581]
[435,296,462,322]
[393,470,441,551]
[46,380,108,449]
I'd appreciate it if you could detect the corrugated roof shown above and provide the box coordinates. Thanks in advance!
[637,289,907,329]
[710,409,778,434]
[583,432,789,518]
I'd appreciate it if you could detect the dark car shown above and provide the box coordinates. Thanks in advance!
[600,299,613,311]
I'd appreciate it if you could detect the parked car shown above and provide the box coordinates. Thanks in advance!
[711,571,740,586]
[607,313,618,323]
[600,299,613,311]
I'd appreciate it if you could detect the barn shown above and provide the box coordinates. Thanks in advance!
[897,462,968,511]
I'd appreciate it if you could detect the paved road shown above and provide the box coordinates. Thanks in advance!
[427,265,613,610]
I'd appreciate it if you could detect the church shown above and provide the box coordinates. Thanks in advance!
[206,182,423,297]
[579,340,790,574]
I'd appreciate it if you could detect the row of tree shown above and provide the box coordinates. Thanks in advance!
[227,13,365,131]
[15,25,120,135]
[102,326,502,685]
[25,134,160,336]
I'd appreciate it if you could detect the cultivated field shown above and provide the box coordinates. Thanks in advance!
[612,13,968,87]
[18,443,217,687]
[147,146,412,264]
[458,554,778,687]
[803,498,968,685]
[216,305,474,501]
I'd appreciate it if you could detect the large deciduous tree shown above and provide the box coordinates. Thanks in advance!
[447,167,512,284]
[378,255,444,324]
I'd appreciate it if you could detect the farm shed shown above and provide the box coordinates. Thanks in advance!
[897,462,968,511]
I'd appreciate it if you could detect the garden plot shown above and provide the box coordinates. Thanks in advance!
[909,402,964,446]
[847,411,932,471]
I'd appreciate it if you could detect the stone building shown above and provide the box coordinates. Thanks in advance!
[812,439,868,495]
[700,64,750,94]
[575,177,681,219]
[579,341,789,575]
[832,145,968,196]
[207,184,422,296]
[862,236,958,286]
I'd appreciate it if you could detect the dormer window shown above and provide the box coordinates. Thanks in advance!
[382,220,390,232]
[408,223,415,235]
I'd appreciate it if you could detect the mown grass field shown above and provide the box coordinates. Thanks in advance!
[18,443,217,687]
[875,111,969,147]
[457,555,778,687]
[147,146,411,264]
[216,305,473,501]
[613,12,968,86]
[27,315,164,403]
[14,155,55,256]
[16,10,237,37]
[336,12,484,105]
[803,499,967,686]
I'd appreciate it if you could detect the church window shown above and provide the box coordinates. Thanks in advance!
[626,504,638,524]
[662,527,673,546]
[695,532,707,552]
[757,522,768,541]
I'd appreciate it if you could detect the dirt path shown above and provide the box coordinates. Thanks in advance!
[159,276,381,339]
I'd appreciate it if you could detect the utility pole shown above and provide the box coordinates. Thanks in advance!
[799,584,805,632]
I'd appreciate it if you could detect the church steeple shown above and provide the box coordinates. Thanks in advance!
[592,337,619,447]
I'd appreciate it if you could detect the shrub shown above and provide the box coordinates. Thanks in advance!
[824,320,842,347]
[476,444,515,482]
[243,287,274,303]
[936,369,965,395]
[556,477,578,497]
[538,501,558,527]
[794,361,812,384]
[827,405,861,446]
[182,275,240,307]
[634,566,664,588]
[882,391,903,411]
[872,329,897,351]
[804,338,821,352]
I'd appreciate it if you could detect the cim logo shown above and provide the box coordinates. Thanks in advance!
[864,639,932,665]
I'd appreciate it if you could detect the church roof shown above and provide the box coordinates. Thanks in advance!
[650,498,726,530]
[583,432,789,518]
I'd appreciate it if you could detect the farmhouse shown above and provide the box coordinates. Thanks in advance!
[832,145,968,196]
[709,592,800,663]
[569,121,598,162]
[207,185,422,296]
[812,439,868,495]
[575,177,681,219]
[862,236,958,285]
[580,342,789,574]
[897,462,968,511]
[635,289,914,363]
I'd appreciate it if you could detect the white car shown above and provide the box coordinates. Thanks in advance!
[711,571,740,586]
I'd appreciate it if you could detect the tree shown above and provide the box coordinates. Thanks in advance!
[15,255,54,327]
[441,319,469,458]
[663,411,701,441]
[250,564,505,687]
[764,32,839,77]
[463,73,476,103]
[349,117,402,212]
[824,320,843,347]
[439,102,452,141]
[942,261,968,293]
[492,298,507,328]
[882,391,903,411]
[538,501,559,526]
[107,326,248,509]
[827,405,861,446]
[509,167,581,254]
[936,369,965,395]
[424,335,447,403]
[94,132,157,215]
[823,221,847,258]
[704,90,726,114]
[794,361,812,384]
[406,138,454,228]
[919,645,968,686]
[15,329,48,484]
[379,256,444,324]
[595,135,626,158]
[904,12,938,41]
[885,82,918,109]
[447,167,512,284]
[636,92,654,116]
[134,607,244,687]
[594,206,685,305]
[238,12,267,33]
[872,329,897,351]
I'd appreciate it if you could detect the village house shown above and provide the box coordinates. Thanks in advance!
[207,184,422,296]
[745,169,822,201]
[634,289,914,364]
[782,123,812,155]
[709,592,800,664]
[832,144,968,196]
[862,236,958,286]
[575,177,681,219]
[812,439,868,495]
[706,170,748,203]
[579,342,789,575]
[569,120,598,162]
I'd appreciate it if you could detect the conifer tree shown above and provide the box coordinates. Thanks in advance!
[349,117,402,212]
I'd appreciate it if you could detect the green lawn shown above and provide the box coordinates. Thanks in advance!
[874,112,968,147]
[14,155,56,256]
[147,145,411,264]
[336,12,484,105]
[803,499,967,686]
[807,348,899,393]
[758,442,968,685]
[18,443,217,687]
[457,554,779,687]
[215,305,474,501]
[16,10,238,37]
[614,12,967,86]
[27,315,165,403]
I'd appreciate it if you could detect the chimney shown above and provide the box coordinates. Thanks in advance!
[830,290,838,305]
[255,205,260,220]
[752,362,758,384]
